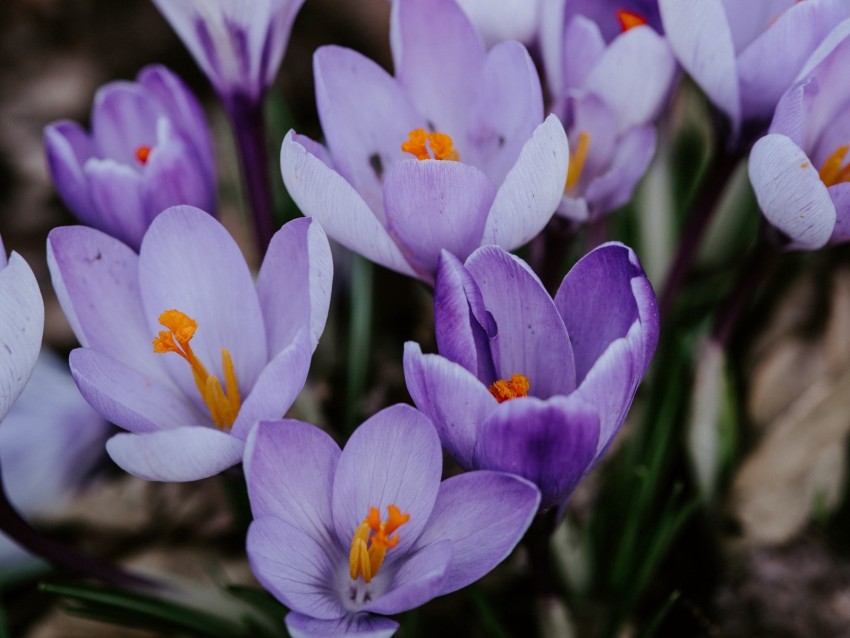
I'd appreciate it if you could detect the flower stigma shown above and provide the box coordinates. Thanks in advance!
[135,145,152,165]
[489,373,531,403]
[152,309,241,429]
[349,505,410,583]
[616,9,648,32]
[402,128,459,161]
[818,145,850,187]
[566,131,591,192]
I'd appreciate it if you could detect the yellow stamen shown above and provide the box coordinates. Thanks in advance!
[819,145,850,187]
[566,131,591,192]
[152,309,241,429]
[401,128,459,161]
[616,9,648,32]
[489,373,531,403]
[349,505,411,583]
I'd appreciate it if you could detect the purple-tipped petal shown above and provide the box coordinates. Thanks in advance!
[44,121,95,222]
[105,426,244,481]
[83,159,149,249]
[365,540,452,615]
[285,612,398,638]
[332,405,442,558]
[402,343,495,469]
[257,217,332,355]
[749,133,835,249]
[384,160,495,278]
[91,83,160,164]
[473,396,600,510]
[584,126,657,215]
[465,246,576,397]
[481,115,569,250]
[413,471,540,594]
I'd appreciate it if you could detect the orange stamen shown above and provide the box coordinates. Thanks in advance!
[135,145,152,165]
[565,131,591,192]
[616,9,648,32]
[489,373,531,403]
[819,145,850,187]
[349,505,410,583]
[401,128,459,161]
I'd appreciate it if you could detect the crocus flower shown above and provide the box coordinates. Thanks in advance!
[453,0,542,47]
[246,404,540,637]
[404,243,658,511]
[0,235,43,424]
[658,0,850,142]
[540,0,676,221]
[281,0,569,282]
[46,206,332,482]
[0,352,110,569]
[44,65,216,251]
[748,22,850,250]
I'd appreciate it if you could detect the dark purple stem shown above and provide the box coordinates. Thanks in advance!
[225,95,275,259]
[526,509,560,600]
[530,217,578,295]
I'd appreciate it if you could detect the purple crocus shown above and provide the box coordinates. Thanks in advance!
[540,0,676,221]
[281,0,569,282]
[454,0,542,47]
[748,21,850,250]
[658,0,850,142]
[246,404,540,637]
[44,65,216,251]
[0,235,43,424]
[404,243,658,511]
[46,206,332,482]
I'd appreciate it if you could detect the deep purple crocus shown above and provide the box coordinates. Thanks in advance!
[281,0,569,282]
[246,404,540,637]
[749,21,850,249]
[46,206,332,482]
[658,0,850,141]
[0,235,43,424]
[540,0,676,221]
[44,65,216,251]
[404,243,658,511]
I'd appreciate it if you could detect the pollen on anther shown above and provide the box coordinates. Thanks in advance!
[616,9,648,32]
[489,373,531,403]
[135,145,152,165]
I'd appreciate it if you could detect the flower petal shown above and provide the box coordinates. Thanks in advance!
[560,16,606,93]
[365,540,452,615]
[829,183,850,244]
[584,126,657,216]
[44,121,95,223]
[91,82,160,165]
[285,612,398,638]
[83,158,149,250]
[105,426,244,481]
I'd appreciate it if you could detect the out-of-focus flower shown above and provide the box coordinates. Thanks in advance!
[150,0,306,104]
[658,0,850,141]
[281,0,568,283]
[0,235,43,424]
[246,405,540,637]
[454,0,542,46]
[540,0,676,221]
[46,206,332,482]
[749,22,850,250]
[0,352,110,569]
[44,65,216,251]
[404,243,658,511]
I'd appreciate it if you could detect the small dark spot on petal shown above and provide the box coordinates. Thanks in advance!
[426,120,436,132]
[498,135,505,147]
[369,153,384,180]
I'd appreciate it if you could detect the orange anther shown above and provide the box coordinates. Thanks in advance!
[349,504,410,582]
[489,373,531,403]
[617,9,648,32]
[401,128,459,161]
[135,145,152,165]
[819,145,850,187]
[566,131,591,192]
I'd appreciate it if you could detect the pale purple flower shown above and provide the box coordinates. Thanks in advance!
[658,0,850,141]
[46,206,332,482]
[540,0,676,221]
[454,0,542,47]
[749,21,850,250]
[0,235,43,425]
[246,405,540,637]
[281,0,569,283]
[404,243,658,511]
[44,65,216,251]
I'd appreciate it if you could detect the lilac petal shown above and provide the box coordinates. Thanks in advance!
[569,95,618,191]
[365,540,452,615]
[0,254,43,423]
[465,41,543,186]
[46,226,164,379]
[413,471,539,594]
[455,0,540,46]
[749,133,835,249]
[829,184,850,244]
[281,132,417,278]
[392,0,486,140]
[313,46,422,219]
[83,159,149,250]
[539,0,567,97]
[383,160,495,279]
[332,404,442,558]
[230,333,313,440]
[465,247,576,397]
[481,115,569,250]
[560,17,606,93]
[247,516,345,620]
[631,263,660,376]
[138,206,268,398]
[105,426,243,481]
[659,0,740,136]
[585,126,657,216]
[44,121,95,222]
[69,348,205,434]
[402,342,495,469]
[91,82,160,165]
[286,612,398,638]
[245,420,339,542]
[555,242,645,383]
[257,217,332,355]
[473,396,600,510]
